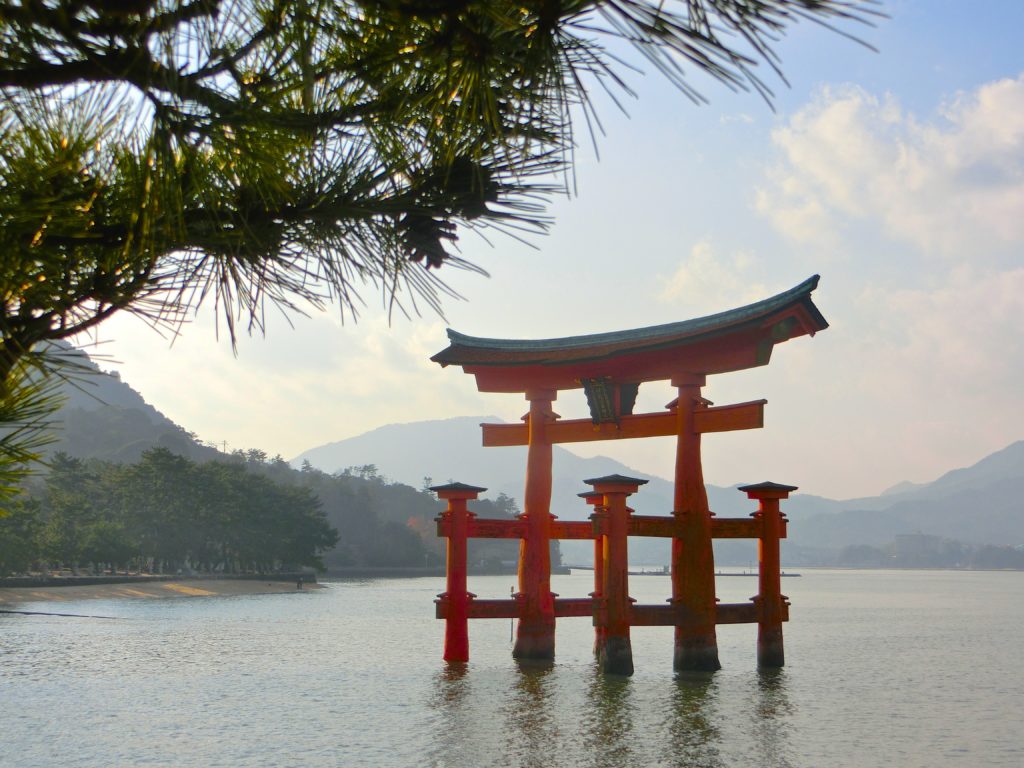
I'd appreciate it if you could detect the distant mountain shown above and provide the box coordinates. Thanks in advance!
[293,415,670,510]
[36,348,1022,566]
[292,415,755,515]
[881,480,923,496]
[900,440,1024,501]
[795,441,1024,550]
[41,345,218,464]
[295,419,1024,563]
[293,416,682,563]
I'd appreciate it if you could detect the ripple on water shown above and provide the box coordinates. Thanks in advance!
[1,571,1023,767]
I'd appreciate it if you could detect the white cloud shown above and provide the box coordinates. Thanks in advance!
[857,266,1024,401]
[758,75,1024,258]
[719,112,755,125]
[657,240,771,313]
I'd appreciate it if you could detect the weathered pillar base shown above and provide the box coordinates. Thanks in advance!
[443,629,469,663]
[757,625,785,668]
[440,594,470,663]
[674,636,722,672]
[599,635,634,676]
[512,619,555,661]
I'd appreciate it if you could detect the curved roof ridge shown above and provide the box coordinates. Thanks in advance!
[434,275,824,363]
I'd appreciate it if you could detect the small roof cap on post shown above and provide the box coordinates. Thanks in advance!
[737,481,798,500]
[584,474,649,493]
[584,473,649,486]
[430,481,487,499]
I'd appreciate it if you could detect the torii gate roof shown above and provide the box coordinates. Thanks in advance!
[432,275,828,393]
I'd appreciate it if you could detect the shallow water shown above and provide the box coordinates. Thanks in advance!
[2,570,1022,767]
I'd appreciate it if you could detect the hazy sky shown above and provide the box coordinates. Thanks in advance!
[89,1,1024,499]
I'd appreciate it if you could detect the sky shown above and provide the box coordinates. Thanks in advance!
[87,0,1024,500]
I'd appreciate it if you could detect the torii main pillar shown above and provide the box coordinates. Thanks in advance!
[513,389,557,660]
[672,375,720,671]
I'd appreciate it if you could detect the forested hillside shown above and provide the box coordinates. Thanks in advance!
[1,450,338,576]
[0,447,536,577]
[252,460,529,571]
[0,350,539,576]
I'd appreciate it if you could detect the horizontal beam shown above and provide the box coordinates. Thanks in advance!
[629,601,771,626]
[625,516,775,540]
[629,603,686,627]
[712,518,765,539]
[438,515,779,541]
[551,520,594,540]
[436,598,521,620]
[629,516,679,538]
[695,399,767,434]
[439,597,789,623]
[715,602,761,625]
[468,599,520,619]
[469,518,526,539]
[437,597,598,620]
[554,597,595,618]
[481,400,766,447]
[436,517,526,539]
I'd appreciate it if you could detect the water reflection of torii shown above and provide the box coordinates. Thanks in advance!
[431,276,828,674]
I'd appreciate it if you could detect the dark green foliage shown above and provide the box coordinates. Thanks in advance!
[269,461,441,569]
[0,496,41,574]
[261,460,532,569]
[37,452,107,566]
[4,448,338,575]
[1,443,539,575]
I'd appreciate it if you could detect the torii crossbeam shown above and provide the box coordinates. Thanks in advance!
[430,276,828,672]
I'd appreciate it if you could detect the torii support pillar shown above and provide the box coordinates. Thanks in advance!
[433,482,486,663]
[513,389,557,661]
[579,490,606,657]
[671,376,721,672]
[739,481,796,668]
[588,474,647,676]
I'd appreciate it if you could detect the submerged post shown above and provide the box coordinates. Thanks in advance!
[587,474,647,676]
[579,490,605,656]
[513,389,557,661]
[739,482,796,668]
[433,482,486,663]
[671,377,721,672]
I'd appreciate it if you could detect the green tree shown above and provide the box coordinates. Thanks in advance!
[0,495,41,574]
[121,448,199,572]
[80,519,136,574]
[38,452,103,569]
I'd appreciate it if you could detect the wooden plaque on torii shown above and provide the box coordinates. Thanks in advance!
[431,276,827,673]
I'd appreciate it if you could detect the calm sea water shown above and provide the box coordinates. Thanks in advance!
[2,570,1022,767]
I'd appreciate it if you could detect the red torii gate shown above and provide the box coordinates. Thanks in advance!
[431,276,827,673]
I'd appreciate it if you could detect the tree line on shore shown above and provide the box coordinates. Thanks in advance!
[287,461,530,571]
[0,449,339,576]
[0,447,542,578]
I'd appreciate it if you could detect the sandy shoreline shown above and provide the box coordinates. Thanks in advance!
[0,578,323,606]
